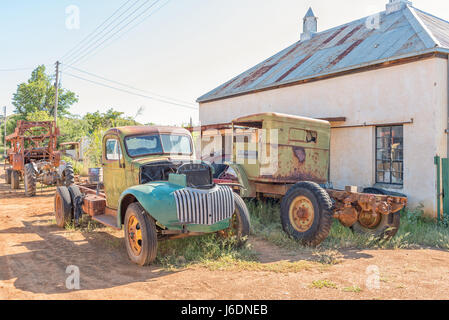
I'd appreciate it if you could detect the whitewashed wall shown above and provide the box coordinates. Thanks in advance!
[199,57,448,217]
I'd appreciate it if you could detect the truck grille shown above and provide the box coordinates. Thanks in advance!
[173,186,235,226]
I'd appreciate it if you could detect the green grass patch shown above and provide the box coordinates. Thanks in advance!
[310,280,338,289]
[246,199,449,251]
[343,285,362,293]
[61,156,88,176]
[156,234,258,271]
[65,216,104,233]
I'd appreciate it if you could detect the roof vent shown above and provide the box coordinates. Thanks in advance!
[301,7,317,41]
[386,0,412,15]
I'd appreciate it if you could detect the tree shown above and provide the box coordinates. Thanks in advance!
[83,108,139,134]
[26,110,89,144]
[12,65,78,118]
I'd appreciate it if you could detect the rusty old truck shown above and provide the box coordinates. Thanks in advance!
[193,113,407,246]
[4,121,74,196]
[53,126,250,266]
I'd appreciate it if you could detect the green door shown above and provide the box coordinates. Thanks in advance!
[103,135,126,209]
[442,158,449,220]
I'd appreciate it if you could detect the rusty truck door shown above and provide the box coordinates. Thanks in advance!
[103,135,126,209]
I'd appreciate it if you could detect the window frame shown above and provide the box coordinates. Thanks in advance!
[104,137,123,162]
[375,125,404,186]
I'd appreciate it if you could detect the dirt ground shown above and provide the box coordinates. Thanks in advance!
[1,164,449,300]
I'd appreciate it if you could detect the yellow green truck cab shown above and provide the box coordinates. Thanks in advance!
[54,126,250,266]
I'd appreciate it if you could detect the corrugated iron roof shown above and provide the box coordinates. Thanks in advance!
[197,5,448,103]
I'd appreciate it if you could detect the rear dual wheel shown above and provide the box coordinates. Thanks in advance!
[54,186,82,228]
[54,186,73,228]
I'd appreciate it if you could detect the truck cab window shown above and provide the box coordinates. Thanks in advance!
[105,139,122,161]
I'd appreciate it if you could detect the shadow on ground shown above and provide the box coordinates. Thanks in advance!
[0,217,178,294]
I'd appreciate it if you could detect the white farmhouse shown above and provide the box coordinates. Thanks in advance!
[197,0,449,218]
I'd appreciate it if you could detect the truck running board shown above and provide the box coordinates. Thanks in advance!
[92,214,121,230]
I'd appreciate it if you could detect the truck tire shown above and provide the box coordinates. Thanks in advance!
[281,181,333,246]
[351,212,401,240]
[11,170,20,190]
[24,164,36,197]
[221,193,251,245]
[68,185,83,221]
[5,168,12,184]
[124,202,158,266]
[54,186,73,228]
[62,163,75,186]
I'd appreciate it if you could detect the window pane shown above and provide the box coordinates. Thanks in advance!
[376,125,403,185]
[106,139,120,160]
[377,171,385,183]
[125,135,163,157]
[392,126,403,138]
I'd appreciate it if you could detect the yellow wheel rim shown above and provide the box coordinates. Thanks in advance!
[289,196,315,232]
[55,193,62,221]
[127,215,143,256]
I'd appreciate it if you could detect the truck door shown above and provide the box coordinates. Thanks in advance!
[103,135,126,209]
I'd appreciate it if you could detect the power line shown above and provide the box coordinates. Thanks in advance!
[71,0,171,66]
[66,0,160,66]
[61,71,198,111]
[62,63,197,107]
[61,0,135,61]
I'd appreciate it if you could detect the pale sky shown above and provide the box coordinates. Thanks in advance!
[1,0,449,125]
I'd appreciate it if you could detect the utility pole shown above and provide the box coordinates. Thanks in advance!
[54,61,60,125]
[3,106,6,158]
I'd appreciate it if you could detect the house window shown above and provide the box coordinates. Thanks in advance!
[376,126,403,185]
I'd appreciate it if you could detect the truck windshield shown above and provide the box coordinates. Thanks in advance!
[125,134,192,157]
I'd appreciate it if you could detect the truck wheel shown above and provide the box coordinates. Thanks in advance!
[68,185,83,221]
[24,164,36,197]
[351,212,401,240]
[5,168,12,184]
[62,163,75,186]
[281,182,333,246]
[54,186,73,228]
[11,170,20,190]
[220,193,251,245]
[124,203,158,266]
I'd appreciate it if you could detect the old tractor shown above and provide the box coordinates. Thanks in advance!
[4,121,74,196]
[53,126,250,266]
[194,113,407,246]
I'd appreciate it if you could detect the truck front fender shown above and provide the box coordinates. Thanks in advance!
[117,182,182,229]
[226,163,256,198]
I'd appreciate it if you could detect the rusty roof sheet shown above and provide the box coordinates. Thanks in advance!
[198,6,448,103]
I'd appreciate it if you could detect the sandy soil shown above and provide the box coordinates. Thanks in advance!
[1,164,448,300]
